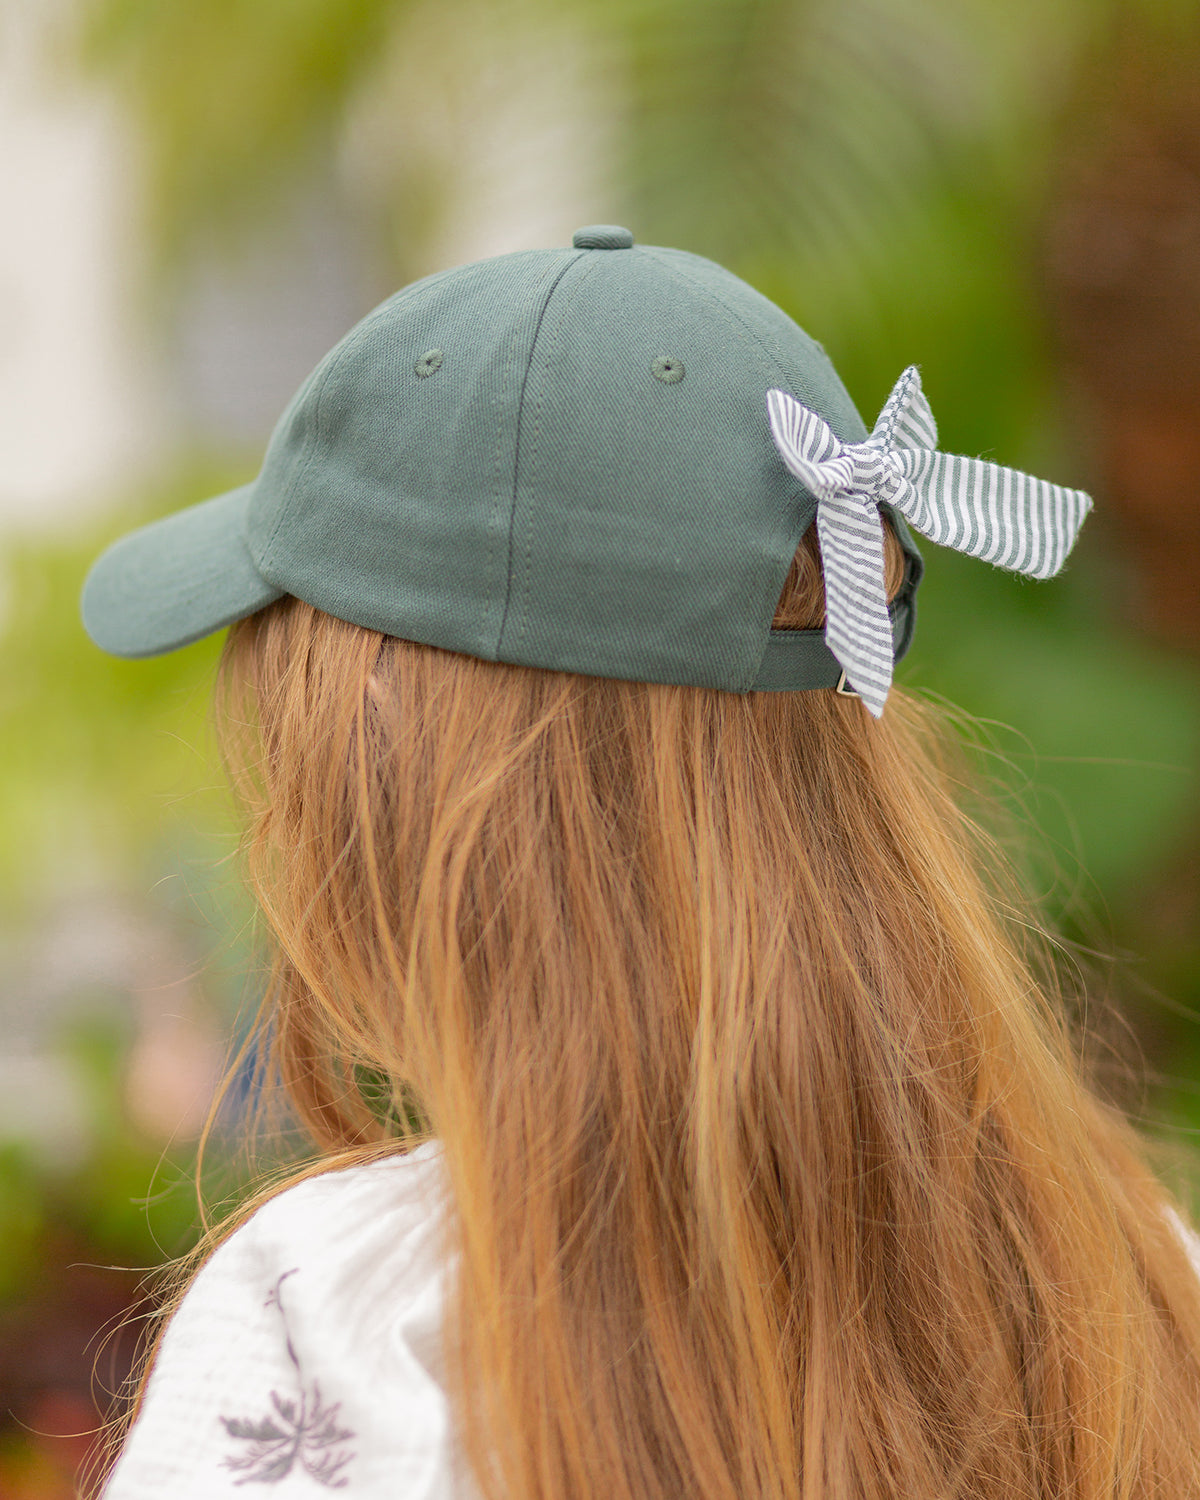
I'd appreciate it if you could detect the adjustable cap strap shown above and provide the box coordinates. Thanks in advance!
[749,591,916,693]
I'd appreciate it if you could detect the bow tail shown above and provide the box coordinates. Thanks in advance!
[893,451,1093,580]
[869,365,938,454]
[816,493,894,719]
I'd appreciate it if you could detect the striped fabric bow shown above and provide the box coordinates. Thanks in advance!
[766,366,1093,718]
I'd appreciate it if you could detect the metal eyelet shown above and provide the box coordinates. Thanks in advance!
[651,356,684,384]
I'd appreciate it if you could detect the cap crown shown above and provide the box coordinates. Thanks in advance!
[246,242,877,691]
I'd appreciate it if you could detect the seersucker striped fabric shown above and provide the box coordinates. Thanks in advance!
[766,366,1093,718]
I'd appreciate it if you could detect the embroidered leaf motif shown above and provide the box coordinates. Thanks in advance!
[306,1445,354,1488]
[271,1393,297,1425]
[308,1405,354,1447]
[222,1416,287,1442]
[220,1271,356,1488]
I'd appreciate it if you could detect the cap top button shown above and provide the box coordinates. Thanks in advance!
[572,225,634,250]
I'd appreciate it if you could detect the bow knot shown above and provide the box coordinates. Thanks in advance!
[803,446,901,508]
[766,366,1092,717]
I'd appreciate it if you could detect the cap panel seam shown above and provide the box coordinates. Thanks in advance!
[255,265,472,578]
[256,354,339,577]
[486,254,582,658]
[641,249,802,391]
[515,254,604,651]
[640,247,822,689]
[496,251,588,653]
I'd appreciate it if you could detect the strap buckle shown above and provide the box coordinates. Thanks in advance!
[835,670,859,699]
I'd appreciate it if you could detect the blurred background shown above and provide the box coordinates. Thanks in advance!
[3,0,1200,1492]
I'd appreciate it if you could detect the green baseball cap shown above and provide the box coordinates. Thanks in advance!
[81,225,923,694]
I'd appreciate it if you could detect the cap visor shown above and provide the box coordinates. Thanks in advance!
[81,483,285,658]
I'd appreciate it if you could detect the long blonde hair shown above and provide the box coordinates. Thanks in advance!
[125,525,1200,1499]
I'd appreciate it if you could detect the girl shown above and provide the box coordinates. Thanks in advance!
[82,225,1200,1500]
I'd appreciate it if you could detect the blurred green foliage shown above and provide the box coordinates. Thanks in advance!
[0,1011,203,1301]
[0,461,248,910]
[908,548,1200,905]
[75,0,407,268]
[0,1144,44,1308]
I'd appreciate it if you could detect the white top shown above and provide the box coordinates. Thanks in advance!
[104,1140,1200,1499]
[102,1140,480,1499]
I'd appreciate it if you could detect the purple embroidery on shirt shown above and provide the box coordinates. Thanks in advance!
[220,1270,355,1488]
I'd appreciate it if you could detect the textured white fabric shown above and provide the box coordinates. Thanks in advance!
[102,1136,1200,1499]
[765,368,1094,717]
[101,1140,480,1500]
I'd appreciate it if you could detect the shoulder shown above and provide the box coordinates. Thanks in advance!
[224,1138,450,1274]
[162,1139,451,1347]
[103,1140,464,1500]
